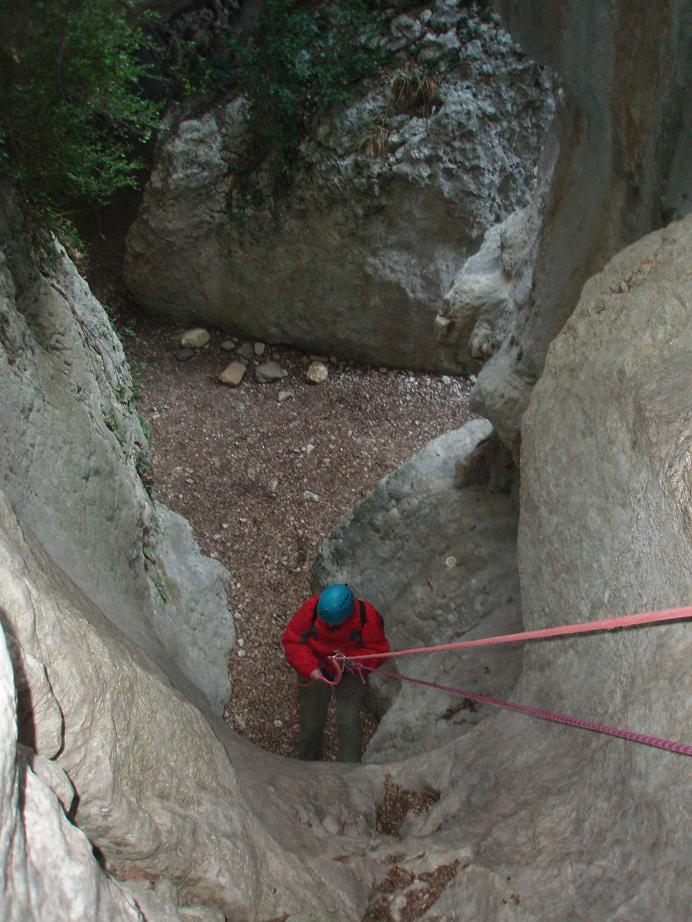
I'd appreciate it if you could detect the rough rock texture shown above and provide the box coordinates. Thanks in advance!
[0,186,233,713]
[434,191,547,375]
[125,1,556,370]
[0,490,391,920]
[313,420,522,761]
[388,215,692,922]
[467,0,692,456]
[0,625,146,922]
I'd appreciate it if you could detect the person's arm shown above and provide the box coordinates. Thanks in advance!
[282,601,321,679]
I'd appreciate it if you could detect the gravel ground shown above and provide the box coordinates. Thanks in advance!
[116,317,475,759]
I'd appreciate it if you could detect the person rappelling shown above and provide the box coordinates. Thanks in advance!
[282,583,390,763]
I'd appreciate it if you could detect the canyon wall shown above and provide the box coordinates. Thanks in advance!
[460,0,691,456]
[0,184,233,713]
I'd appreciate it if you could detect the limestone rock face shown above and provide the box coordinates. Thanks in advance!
[313,420,522,761]
[391,215,692,922]
[0,621,145,922]
[125,3,556,370]
[520,214,692,715]
[470,0,691,454]
[0,187,233,713]
[435,195,545,375]
[0,491,387,920]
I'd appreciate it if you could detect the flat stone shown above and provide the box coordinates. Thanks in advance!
[254,342,266,356]
[277,389,294,403]
[218,362,246,387]
[306,362,328,384]
[177,348,194,361]
[221,340,236,351]
[255,362,287,383]
[322,815,341,835]
[237,342,254,360]
[180,328,210,349]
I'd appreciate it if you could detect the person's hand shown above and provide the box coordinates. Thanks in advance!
[310,668,323,682]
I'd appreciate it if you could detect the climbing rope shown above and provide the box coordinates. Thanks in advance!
[356,664,692,756]
[326,605,692,756]
[338,605,692,662]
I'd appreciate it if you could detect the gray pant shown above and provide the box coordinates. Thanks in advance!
[296,673,368,762]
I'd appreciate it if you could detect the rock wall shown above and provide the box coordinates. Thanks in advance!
[1,163,689,922]
[461,0,692,456]
[0,490,393,920]
[125,0,556,370]
[0,185,233,713]
[0,623,145,921]
[313,420,522,761]
[318,215,691,920]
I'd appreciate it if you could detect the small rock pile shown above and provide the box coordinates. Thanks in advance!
[181,328,335,388]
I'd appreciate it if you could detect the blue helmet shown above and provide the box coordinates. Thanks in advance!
[317,584,355,625]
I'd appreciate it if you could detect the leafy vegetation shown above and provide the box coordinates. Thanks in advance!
[0,0,406,219]
[208,0,392,193]
[0,0,161,223]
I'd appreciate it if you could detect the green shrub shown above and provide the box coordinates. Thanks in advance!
[0,0,161,219]
[212,0,391,193]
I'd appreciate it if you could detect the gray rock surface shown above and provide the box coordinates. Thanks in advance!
[125,2,556,370]
[0,621,145,922]
[0,490,387,920]
[390,215,692,922]
[313,420,522,761]
[255,360,287,383]
[435,195,546,375]
[0,186,233,713]
[471,0,691,454]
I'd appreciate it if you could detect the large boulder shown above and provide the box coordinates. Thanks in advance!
[0,185,233,713]
[313,420,522,761]
[124,1,556,370]
[383,214,692,921]
[0,623,145,922]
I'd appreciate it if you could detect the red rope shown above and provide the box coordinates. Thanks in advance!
[343,605,692,662]
[360,665,692,757]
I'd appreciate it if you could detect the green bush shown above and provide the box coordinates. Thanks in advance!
[0,0,161,218]
[211,0,391,192]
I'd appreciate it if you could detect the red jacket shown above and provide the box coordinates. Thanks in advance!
[282,595,389,679]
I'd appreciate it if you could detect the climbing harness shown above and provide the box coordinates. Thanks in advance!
[327,605,692,756]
